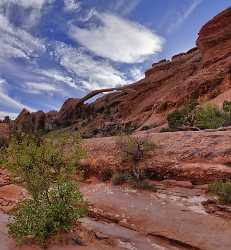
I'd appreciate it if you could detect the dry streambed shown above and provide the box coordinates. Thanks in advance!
[1,169,231,250]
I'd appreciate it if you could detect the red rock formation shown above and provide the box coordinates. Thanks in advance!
[13,7,231,135]
[84,130,231,184]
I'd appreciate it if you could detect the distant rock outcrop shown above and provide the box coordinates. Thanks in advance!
[13,7,231,135]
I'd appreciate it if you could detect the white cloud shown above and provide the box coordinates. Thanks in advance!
[0,78,7,92]
[24,82,61,95]
[0,77,34,112]
[0,0,53,29]
[64,0,80,12]
[0,14,45,60]
[0,89,33,112]
[54,43,128,90]
[69,12,164,63]
[0,0,46,9]
[37,69,77,89]
[129,67,144,82]
[0,111,18,119]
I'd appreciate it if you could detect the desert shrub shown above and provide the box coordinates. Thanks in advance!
[167,110,185,129]
[100,169,113,182]
[4,133,87,244]
[112,172,125,185]
[0,136,8,149]
[112,171,132,185]
[76,163,91,181]
[208,181,231,204]
[116,135,155,183]
[9,179,86,243]
[222,100,231,126]
[167,101,197,129]
[223,101,231,113]
[195,103,226,129]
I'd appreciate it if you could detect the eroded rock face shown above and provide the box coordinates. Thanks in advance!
[0,122,10,139]
[13,7,231,135]
[197,7,231,67]
[84,130,231,183]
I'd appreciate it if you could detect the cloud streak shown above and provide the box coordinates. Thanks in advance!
[54,43,129,90]
[0,14,45,60]
[0,78,34,112]
[165,0,203,33]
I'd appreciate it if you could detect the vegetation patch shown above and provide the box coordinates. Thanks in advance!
[167,101,197,129]
[112,172,128,185]
[115,135,156,190]
[2,133,88,244]
[195,103,226,129]
[99,168,113,182]
[167,100,231,130]
[0,135,8,149]
[208,181,231,204]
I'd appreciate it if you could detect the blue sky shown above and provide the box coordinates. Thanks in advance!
[0,0,230,119]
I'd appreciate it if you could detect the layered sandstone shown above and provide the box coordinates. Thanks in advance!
[14,7,231,136]
[84,130,231,183]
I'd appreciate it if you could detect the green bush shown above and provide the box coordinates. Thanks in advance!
[167,110,185,129]
[0,136,8,149]
[4,133,87,244]
[195,103,225,129]
[112,172,126,185]
[223,101,231,113]
[209,181,231,204]
[100,169,113,182]
[167,101,197,129]
[9,180,87,243]
[167,101,231,130]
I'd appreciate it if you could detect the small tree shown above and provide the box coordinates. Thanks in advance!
[4,133,87,244]
[116,135,155,182]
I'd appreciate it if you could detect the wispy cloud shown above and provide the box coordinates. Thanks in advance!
[0,111,18,119]
[110,0,141,16]
[0,77,34,112]
[23,82,61,95]
[69,12,164,63]
[128,67,144,82]
[0,0,51,29]
[64,0,81,12]
[163,0,204,34]
[54,43,129,90]
[0,14,45,60]
[0,0,47,9]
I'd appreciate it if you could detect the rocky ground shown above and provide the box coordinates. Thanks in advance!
[2,129,231,249]
[0,177,230,250]
[84,130,231,183]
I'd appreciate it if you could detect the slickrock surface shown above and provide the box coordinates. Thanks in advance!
[81,182,231,250]
[84,130,231,183]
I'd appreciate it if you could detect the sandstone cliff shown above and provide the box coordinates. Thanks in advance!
[14,7,231,136]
